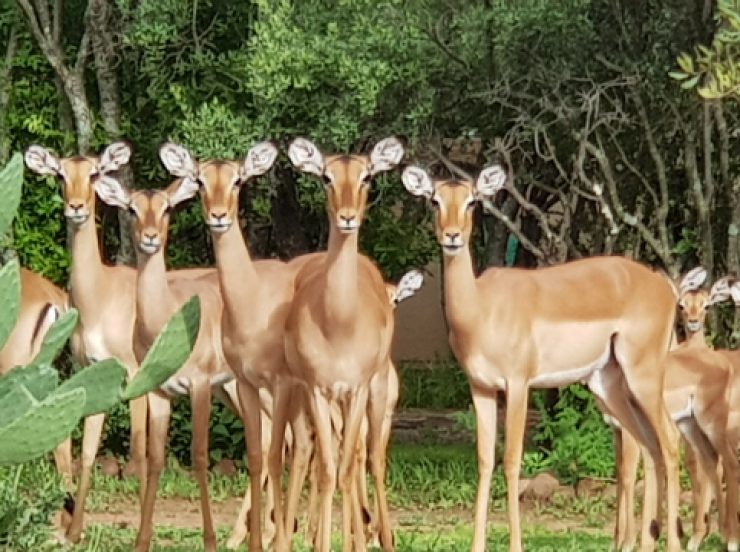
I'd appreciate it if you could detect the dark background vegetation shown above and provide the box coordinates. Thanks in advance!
[0,0,738,480]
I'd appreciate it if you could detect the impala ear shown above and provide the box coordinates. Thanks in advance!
[369,136,404,175]
[393,269,424,305]
[679,266,708,294]
[708,277,733,305]
[241,141,279,180]
[288,138,324,176]
[160,142,197,179]
[401,166,433,199]
[99,141,132,174]
[166,177,200,207]
[94,175,130,209]
[25,145,60,176]
[476,164,507,197]
[731,281,740,306]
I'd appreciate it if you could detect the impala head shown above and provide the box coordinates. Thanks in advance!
[158,141,279,234]
[386,269,425,306]
[402,164,507,256]
[25,142,131,226]
[677,267,732,333]
[288,137,404,234]
[93,176,198,256]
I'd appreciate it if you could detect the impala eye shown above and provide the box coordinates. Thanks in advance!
[678,303,685,311]
[321,174,332,186]
[430,198,440,209]
[466,200,476,210]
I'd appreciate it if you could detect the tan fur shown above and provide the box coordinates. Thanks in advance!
[614,285,740,552]
[405,172,682,552]
[25,145,214,544]
[285,149,397,552]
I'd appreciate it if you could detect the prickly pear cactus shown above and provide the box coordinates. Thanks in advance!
[0,153,202,466]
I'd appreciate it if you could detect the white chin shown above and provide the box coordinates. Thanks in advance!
[443,245,463,256]
[66,214,89,224]
[209,223,231,234]
[339,226,358,234]
[138,244,159,255]
[687,322,702,333]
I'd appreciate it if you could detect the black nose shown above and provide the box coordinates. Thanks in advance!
[144,232,157,241]
[69,202,83,212]
[445,231,461,240]
[340,214,356,223]
[212,212,227,221]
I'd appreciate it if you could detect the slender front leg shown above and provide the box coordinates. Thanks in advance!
[309,388,338,552]
[684,437,711,551]
[191,380,216,551]
[237,381,264,552]
[268,382,292,552]
[503,383,528,552]
[470,387,498,552]
[135,392,171,552]
[367,376,396,551]
[284,397,314,548]
[52,437,74,536]
[124,354,149,505]
[338,387,370,552]
[65,412,106,543]
[613,427,640,551]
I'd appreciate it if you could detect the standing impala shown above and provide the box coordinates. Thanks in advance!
[613,268,739,552]
[24,143,217,543]
[94,176,248,551]
[401,164,681,552]
[286,136,403,552]
[158,140,316,551]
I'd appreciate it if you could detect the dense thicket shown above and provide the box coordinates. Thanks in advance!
[0,0,737,326]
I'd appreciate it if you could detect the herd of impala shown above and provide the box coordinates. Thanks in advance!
[0,136,738,551]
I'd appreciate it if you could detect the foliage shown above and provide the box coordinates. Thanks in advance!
[0,460,65,551]
[670,0,740,100]
[397,360,471,410]
[529,386,615,485]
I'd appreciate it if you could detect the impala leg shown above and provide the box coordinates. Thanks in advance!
[135,392,170,552]
[64,412,105,543]
[237,381,264,552]
[613,426,640,552]
[683,431,712,551]
[191,381,217,552]
[129,386,149,505]
[54,439,73,541]
[268,383,292,552]
[355,416,373,543]
[718,437,739,551]
[306,441,321,546]
[367,376,395,551]
[339,387,370,552]
[262,410,276,550]
[310,389,337,552]
[503,383,527,552]
[285,403,313,548]
[469,387,498,552]
[627,385,681,552]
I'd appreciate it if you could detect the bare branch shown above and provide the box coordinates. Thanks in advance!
[481,200,547,264]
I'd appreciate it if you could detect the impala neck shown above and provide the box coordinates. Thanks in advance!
[443,245,481,331]
[135,247,174,336]
[211,222,259,317]
[323,228,359,326]
[684,328,708,348]
[69,215,105,305]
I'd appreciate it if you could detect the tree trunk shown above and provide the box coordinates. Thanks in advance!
[88,0,134,266]
[271,167,310,259]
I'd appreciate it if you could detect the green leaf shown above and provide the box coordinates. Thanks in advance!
[0,384,36,428]
[0,363,58,403]
[668,71,688,81]
[0,387,85,466]
[0,153,23,239]
[0,258,21,350]
[681,74,701,90]
[56,358,127,417]
[31,308,79,366]
[122,295,201,400]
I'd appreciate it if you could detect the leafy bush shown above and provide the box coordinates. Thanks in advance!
[0,461,65,551]
[529,386,615,485]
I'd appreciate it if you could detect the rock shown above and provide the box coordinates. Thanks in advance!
[519,472,561,502]
[96,455,120,478]
[214,458,238,477]
[576,477,608,498]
